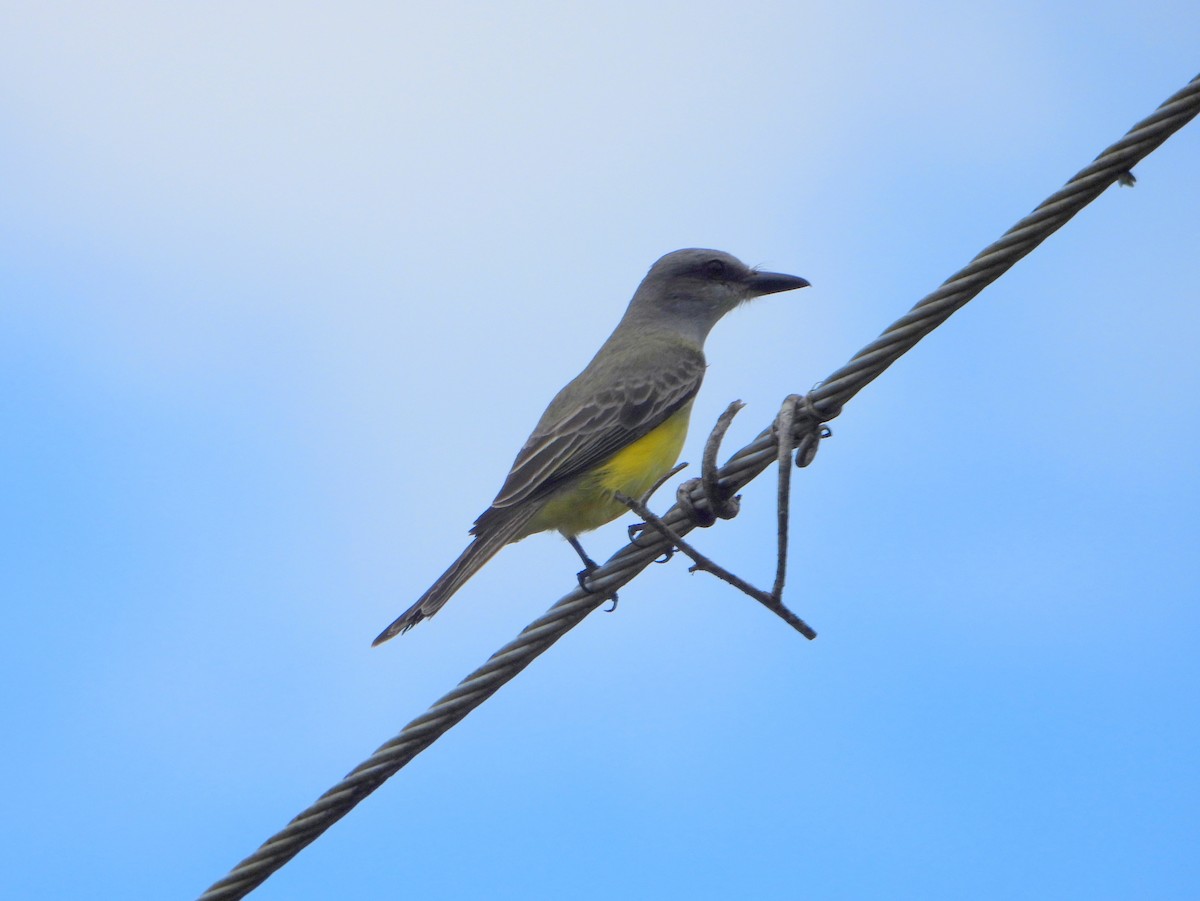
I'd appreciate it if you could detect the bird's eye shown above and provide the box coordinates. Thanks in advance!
[705,258,727,277]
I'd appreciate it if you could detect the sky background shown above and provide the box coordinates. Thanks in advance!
[2,3,1198,899]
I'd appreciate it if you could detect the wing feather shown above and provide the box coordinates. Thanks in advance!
[483,342,704,517]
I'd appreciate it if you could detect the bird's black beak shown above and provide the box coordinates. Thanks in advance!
[746,270,811,297]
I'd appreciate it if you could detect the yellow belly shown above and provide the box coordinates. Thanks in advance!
[527,402,693,537]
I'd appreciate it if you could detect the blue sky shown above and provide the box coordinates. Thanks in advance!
[2,3,1198,899]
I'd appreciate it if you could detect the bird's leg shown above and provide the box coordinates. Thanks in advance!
[567,534,619,610]
[566,534,597,571]
[627,461,689,559]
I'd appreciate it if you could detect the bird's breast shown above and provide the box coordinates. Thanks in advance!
[528,403,693,538]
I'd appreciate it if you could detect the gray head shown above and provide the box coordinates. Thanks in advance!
[625,248,809,343]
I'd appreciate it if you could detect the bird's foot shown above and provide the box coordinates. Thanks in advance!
[568,534,619,609]
[576,564,619,610]
[628,522,676,563]
[575,566,597,592]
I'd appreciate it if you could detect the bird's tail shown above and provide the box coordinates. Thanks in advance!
[372,506,538,645]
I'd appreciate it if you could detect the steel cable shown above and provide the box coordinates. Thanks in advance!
[197,72,1200,900]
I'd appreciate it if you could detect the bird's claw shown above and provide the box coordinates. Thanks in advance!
[576,567,595,592]
[577,566,618,610]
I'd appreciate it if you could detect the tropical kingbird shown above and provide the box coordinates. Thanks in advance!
[373,248,809,644]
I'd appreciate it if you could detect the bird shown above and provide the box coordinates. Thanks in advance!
[372,248,809,644]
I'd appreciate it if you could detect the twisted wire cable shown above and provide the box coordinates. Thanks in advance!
[197,72,1200,901]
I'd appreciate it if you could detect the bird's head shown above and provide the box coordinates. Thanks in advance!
[630,248,809,341]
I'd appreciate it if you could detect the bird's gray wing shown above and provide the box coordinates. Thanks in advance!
[481,346,704,518]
